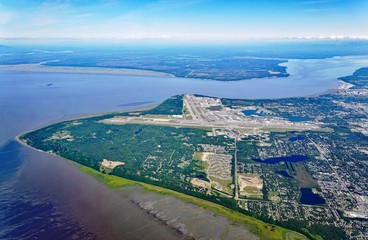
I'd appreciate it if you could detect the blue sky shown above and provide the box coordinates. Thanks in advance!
[0,0,367,41]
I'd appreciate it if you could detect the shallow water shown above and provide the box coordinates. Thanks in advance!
[0,140,260,239]
[123,186,259,240]
[8,141,183,240]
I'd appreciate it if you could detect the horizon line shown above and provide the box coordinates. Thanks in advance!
[2,36,368,42]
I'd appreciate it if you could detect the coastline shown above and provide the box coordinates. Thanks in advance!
[12,70,354,239]
[14,57,363,238]
[0,64,175,78]
[304,80,353,98]
[15,112,308,240]
[3,37,366,239]
[2,56,366,102]
[13,136,185,240]
[16,136,307,240]
[13,103,159,143]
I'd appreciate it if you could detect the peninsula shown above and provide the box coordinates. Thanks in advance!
[19,68,368,240]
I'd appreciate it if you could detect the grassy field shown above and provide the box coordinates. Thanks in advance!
[193,151,205,161]
[210,176,233,195]
[293,163,319,189]
[79,165,309,240]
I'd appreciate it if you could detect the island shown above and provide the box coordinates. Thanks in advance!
[19,68,368,240]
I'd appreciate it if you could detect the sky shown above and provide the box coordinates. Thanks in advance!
[0,0,367,42]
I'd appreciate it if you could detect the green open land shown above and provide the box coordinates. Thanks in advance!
[292,163,319,189]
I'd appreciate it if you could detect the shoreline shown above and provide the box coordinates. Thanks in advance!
[19,137,306,240]
[12,103,159,145]
[13,62,357,238]
[303,80,353,98]
[2,56,366,102]
[0,63,359,101]
[15,113,308,240]
[13,137,189,240]
[0,64,175,78]
[0,63,289,83]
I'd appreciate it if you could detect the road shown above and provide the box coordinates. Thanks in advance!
[234,138,239,200]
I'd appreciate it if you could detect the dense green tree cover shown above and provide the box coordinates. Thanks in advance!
[21,116,340,239]
[21,117,233,197]
[141,95,183,115]
[308,224,346,240]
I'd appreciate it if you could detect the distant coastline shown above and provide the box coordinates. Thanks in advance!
[0,64,175,78]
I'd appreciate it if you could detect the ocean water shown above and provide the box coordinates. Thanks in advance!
[0,141,183,240]
[0,142,95,240]
[0,55,367,239]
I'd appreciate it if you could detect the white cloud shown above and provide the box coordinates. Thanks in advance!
[0,12,15,25]
[32,17,57,27]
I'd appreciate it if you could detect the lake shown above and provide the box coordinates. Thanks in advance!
[300,188,326,205]
[252,155,309,164]
[243,109,312,122]
[288,136,305,142]
[0,55,367,239]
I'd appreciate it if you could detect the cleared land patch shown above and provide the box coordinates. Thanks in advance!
[100,159,125,174]
[48,130,74,141]
[190,178,210,189]
[238,174,263,199]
